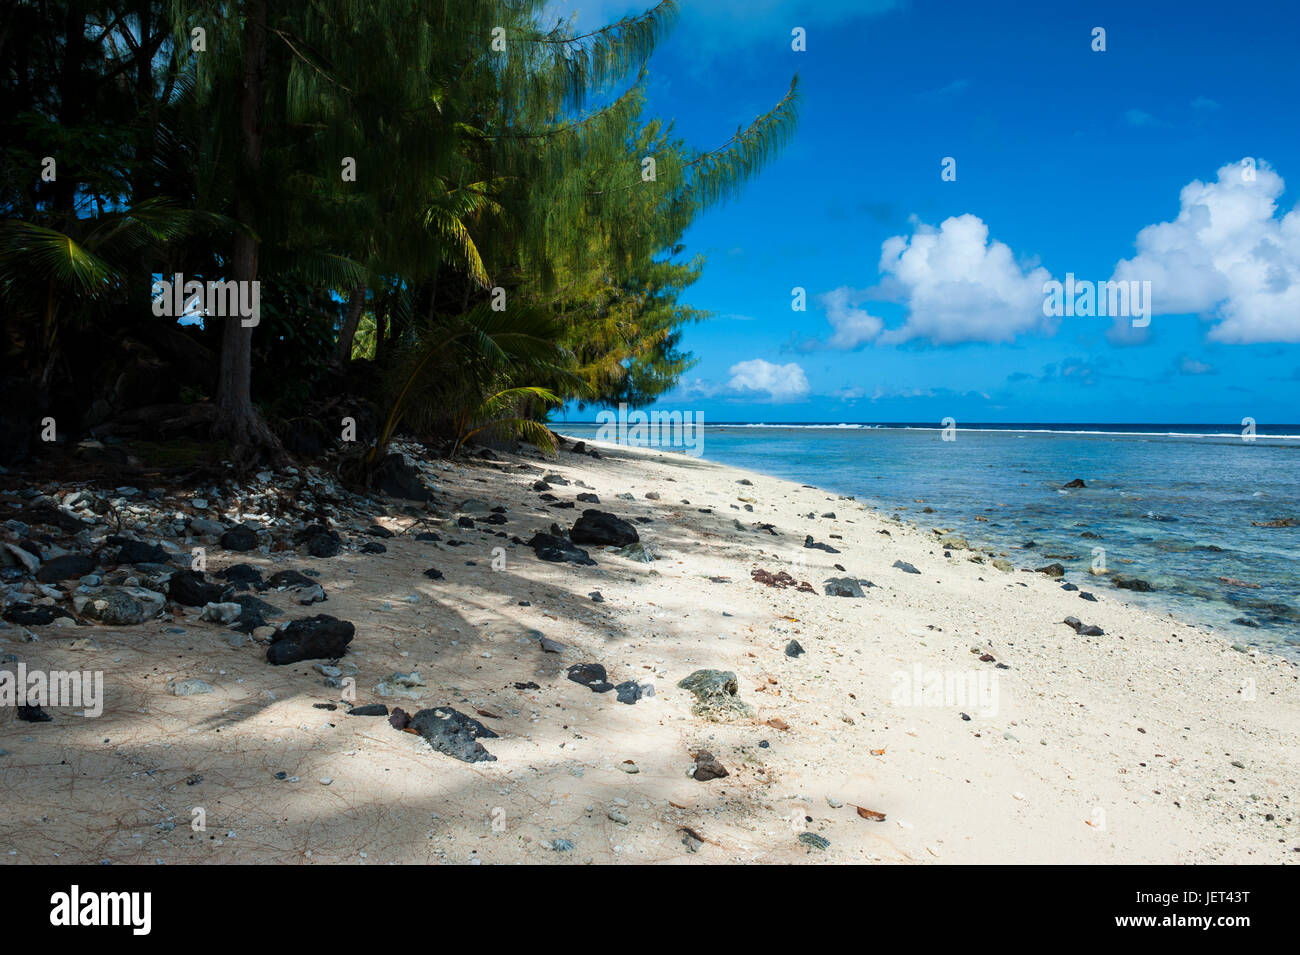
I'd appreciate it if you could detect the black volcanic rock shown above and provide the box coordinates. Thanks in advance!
[36,554,95,582]
[409,706,498,763]
[168,568,230,607]
[804,535,840,554]
[1113,575,1154,592]
[567,663,614,693]
[220,525,259,552]
[218,563,265,590]
[112,539,171,565]
[527,532,595,566]
[376,453,433,502]
[266,614,354,665]
[267,569,315,589]
[570,509,638,547]
[294,524,341,558]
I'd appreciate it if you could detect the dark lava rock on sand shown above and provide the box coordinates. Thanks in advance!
[3,603,71,626]
[804,535,841,554]
[692,750,729,781]
[36,554,95,583]
[231,594,281,633]
[110,538,171,565]
[168,568,230,607]
[409,706,498,763]
[615,680,651,704]
[266,615,354,665]
[570,509,638,547]
[824,577,871,598]
[376,453,433,502]
[567,663,614,693]
[220,525,259,552]
[527,531,595,566]
[218,564,266,590]
[268,569,316,590]
[294,524,342,558]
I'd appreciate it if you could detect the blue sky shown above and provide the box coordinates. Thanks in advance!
[550,0,1300,424]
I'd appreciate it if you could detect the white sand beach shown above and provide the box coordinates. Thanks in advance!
[2,438,1296,865]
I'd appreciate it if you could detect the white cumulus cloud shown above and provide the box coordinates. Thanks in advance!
[726,359,810,401]
[874,214,1054,345]
[816,287,884,349]
[1112,159,1300,343]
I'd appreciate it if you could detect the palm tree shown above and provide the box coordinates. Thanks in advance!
[0,198,226,386]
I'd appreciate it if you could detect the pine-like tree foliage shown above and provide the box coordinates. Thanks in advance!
[1,0,798,460]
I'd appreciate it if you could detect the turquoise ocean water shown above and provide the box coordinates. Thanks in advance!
[555,421,1300,657]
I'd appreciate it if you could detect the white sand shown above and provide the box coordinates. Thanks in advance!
[2,438,1296,864]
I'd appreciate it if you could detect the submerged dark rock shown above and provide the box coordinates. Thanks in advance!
[1113,576,1154,592]
[1062,478,1087,488]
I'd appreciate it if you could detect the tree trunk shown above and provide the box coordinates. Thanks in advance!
[213,0,283,464]
[335,280,366,363]
[52,0,87,221]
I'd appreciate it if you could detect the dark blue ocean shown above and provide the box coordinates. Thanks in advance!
[555,421,1300,656]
